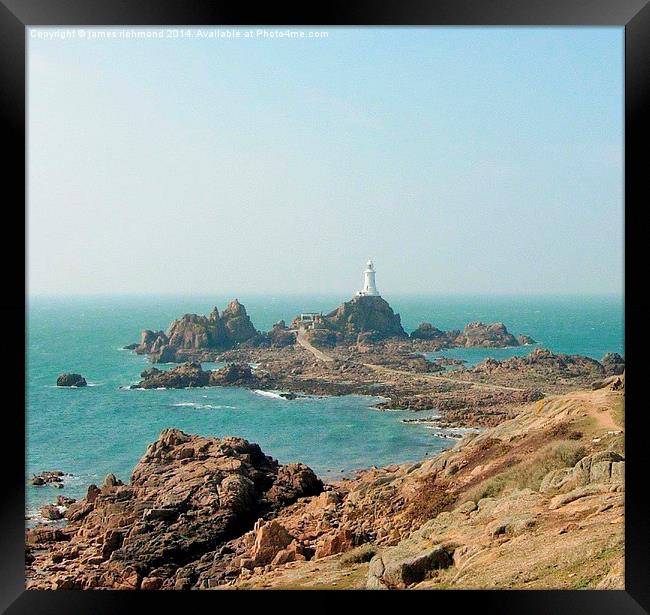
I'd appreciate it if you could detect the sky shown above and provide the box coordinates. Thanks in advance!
[27,27,624,296]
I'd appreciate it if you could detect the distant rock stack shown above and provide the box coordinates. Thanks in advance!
[133,300,260,363]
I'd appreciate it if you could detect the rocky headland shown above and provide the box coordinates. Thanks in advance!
[26,378,625,590]
[129,340,622,429]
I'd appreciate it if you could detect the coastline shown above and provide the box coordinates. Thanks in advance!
[26,380,625,590]
[26,295,625,589]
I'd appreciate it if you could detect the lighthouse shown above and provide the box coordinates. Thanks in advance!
[357,259,380,297]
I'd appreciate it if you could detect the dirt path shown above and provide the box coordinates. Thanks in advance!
[296,328,335,363]
[363,364,529,393]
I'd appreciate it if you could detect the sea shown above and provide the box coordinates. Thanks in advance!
[26,293,623,522]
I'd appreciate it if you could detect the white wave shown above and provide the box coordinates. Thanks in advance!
[48,385,87,389]
[172,402,237,410]
[253,389,286,399]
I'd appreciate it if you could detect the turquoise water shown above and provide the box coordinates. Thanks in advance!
[26,294,623,518]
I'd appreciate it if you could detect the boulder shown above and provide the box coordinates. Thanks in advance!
[314,528,355,559]
[40,504,64,521]
[265,463,323,507]
[26,526,71,546]
[271,540,306,566]
[250,520,294,566]
[368,546,453,589]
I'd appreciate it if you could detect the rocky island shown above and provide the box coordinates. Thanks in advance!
[124,294,620,428]
[56,373,87,387]
[127,295,535,364]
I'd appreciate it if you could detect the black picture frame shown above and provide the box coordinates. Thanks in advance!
[2,0,647,612]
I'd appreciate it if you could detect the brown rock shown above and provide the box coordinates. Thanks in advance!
[25,429,322,590]
[250,520,293,566]
[314,528,355,559]
[40,504,64,521]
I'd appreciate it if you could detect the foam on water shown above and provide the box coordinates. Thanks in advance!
[172,402,237,410]
[253,390,288,399]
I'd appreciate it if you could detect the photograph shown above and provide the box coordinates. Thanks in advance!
[18,20,631,595]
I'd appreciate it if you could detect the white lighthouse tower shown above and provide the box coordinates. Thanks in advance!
[357,259,380,297]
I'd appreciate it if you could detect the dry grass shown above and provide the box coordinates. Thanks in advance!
[465,440,586,502]
[404,475,455,525]
[612,397,625,429]
[339,544,377,565]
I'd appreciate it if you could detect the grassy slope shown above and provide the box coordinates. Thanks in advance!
[235,386,625,590]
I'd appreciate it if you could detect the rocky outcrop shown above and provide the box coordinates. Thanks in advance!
[132,363,211,389]
[541,450,625,498]
[56,374,87,387]
[601,352,625,376]
[40,504,65,521]
[469,348,607,385]
[265,321,295,348]
[132,362,262,389]
[303,328,341,348]
[29,471,68,488]
[323,295,407,342]
[220,300,258,344]
[410,323,453,343]
[230,386,624,590]
[517,334,537,345]
[132,300,259,363]
[454,322,519,347]
[166,311,222,350]
[208,363,260,387]
[410,322,533,349]
[26,429,322,590]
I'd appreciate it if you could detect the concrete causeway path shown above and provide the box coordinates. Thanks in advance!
[296,328,335,363]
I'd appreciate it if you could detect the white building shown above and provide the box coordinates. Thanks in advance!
[357,259,380,297]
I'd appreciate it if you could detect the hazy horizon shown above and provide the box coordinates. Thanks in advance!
[28,27,623,297]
